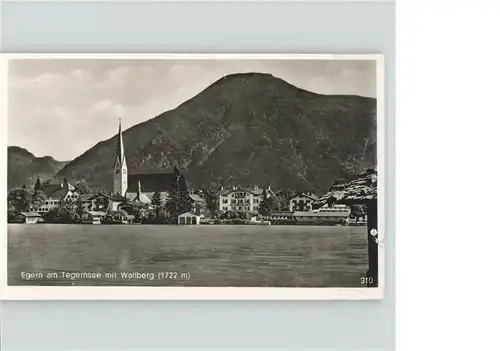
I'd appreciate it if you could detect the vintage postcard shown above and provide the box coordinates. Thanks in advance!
[0,53,385,300]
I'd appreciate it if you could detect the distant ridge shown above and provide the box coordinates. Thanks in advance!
[8,146,69,189]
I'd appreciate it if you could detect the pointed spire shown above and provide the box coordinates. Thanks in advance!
[114,118,125,167]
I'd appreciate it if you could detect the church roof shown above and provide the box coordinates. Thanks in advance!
[88,191,128,202]
[127,173,176,193]
[125,192,151,204]
[189,194,205,203]
[40,182,74,199]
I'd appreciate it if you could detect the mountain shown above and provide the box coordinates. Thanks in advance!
[8,146,69,190]
[55,73,377,193]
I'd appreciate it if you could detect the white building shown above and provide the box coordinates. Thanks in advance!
[288,192,318,212]
[218,186,265,213]
[81,210,107,224]
[19,212,43,224]
[178,212,200,225]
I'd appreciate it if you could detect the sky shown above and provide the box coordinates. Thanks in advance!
[7,58,377,161]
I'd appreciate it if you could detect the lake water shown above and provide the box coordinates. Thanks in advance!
[8,224,368,287]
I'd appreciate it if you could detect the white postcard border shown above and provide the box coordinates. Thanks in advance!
[0,53,385,300]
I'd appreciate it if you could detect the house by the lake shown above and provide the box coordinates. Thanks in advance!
[29,180,80,214]
[218,186,265,213]
[18,212,43,224]
[288,192,318,212]
[189,193,206,216]
[178,212,200,225]
[81,210,107,224]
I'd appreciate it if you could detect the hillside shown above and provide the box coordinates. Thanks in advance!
[55,73,377,192]
[8,146,69,190]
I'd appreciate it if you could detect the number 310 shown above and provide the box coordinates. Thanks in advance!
[361,277,374,285]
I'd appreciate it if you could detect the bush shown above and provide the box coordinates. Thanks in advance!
[44,207,79,224]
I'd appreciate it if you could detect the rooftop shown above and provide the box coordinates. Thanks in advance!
[127,172,176,193]
[218,186,265,196]
[40,181,74,199]
[20,212,42,217]
[189,194,205,202]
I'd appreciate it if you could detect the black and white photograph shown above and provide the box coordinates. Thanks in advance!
[1,54,384,299]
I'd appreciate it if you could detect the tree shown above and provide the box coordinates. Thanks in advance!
[8,188,31,212]
[276,190,294,211]
[151,191,163,218]
[350,205,366,223]
[132,206,147,223]
[211,209,223,220]
[177,174,192,213]
[44,203,79,223]
[34,177,42,192]
[203,184,219,214]
[169,167,192,218]
[74,180,92,194]
[7,209,18,223]
[257,190,279,216]
[31,190,47,209]
[326,196,337,207]
[75,197,85,217]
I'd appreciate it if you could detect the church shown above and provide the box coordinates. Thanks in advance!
[111,119,177,207]
[87,120,206,215]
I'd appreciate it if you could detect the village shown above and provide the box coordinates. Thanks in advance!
[7,121,377,226]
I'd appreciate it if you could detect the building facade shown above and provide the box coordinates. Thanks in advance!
[29,181,80,213]
[288,192,318,212]
[218,187,264,213]
[88,192,128,212]
[189,193,206,216]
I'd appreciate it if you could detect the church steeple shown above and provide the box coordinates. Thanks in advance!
[114,118,125,167]
[113,119,128,196]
